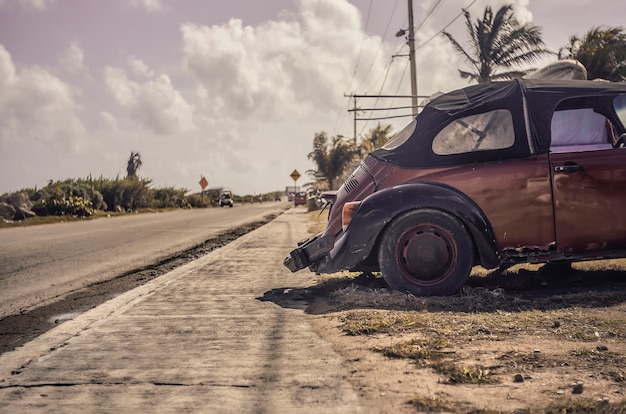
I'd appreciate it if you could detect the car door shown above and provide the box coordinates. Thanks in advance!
[550,110,626,252]
[428,109,555,251]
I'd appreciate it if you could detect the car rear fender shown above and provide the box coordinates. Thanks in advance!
[331,182,500,271]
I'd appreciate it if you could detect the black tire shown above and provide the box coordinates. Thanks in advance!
[378,209,473,296]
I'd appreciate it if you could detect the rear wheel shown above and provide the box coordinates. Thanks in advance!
[378,209,473,296]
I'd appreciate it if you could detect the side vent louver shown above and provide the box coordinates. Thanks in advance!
[344,175,359,194]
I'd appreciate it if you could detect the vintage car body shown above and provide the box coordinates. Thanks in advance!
[284,78,626,296]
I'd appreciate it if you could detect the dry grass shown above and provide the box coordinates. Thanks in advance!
[303,211,626,412]
[406,395,464,412]
[545,399,626,414]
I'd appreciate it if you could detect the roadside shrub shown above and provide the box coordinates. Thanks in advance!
[152,187,190,209]
[30,179,106,211]
[99,177,153,212]
[186,193,211,208]
[32,191,93,217]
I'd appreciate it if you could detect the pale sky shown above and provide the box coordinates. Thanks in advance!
[1,0,625,195]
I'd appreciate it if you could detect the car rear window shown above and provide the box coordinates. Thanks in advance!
[432,109,515,155]
[380,120,417,150]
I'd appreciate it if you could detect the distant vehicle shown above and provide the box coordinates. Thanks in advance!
[275,194,282,202]
[293,192,307,206]
[219,190,233,208]
[285,78,626,296]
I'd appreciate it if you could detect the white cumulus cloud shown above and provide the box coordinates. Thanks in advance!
[59,42,86,74]
[104,65,195,136]
[181,0,393,123]
[0,44,85,149]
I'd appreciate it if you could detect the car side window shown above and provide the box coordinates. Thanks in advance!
[614,95,626,131]
[550,108,613,153]
[432,110,515,155]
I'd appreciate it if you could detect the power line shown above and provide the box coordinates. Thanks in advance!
[361,0,401,94]
[414,0,445,33]
[340,0,403,136]
[415,0,478,51]
[344,0,480,137]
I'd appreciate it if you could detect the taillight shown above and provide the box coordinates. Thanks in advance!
[341,201,361,231]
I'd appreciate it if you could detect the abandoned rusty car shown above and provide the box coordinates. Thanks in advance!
[285,78,626,296]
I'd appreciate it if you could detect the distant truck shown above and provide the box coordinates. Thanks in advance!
[219,190,234,207]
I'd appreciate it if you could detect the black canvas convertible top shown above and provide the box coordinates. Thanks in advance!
[371,79,626,168]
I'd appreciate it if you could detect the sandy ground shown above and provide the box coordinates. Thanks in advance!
[308,287,626,413]
[289,211,626,413]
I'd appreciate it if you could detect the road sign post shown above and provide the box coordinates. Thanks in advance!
[289,169,301,206]
[199,176,208,202]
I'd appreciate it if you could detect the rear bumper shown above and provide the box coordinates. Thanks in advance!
[283,233,334,272]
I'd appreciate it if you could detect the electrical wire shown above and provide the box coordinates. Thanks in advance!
[414,0,445,33]
[343,0,481,134]
[415,0,478,51]
[361,0,401,93]
[336,0,403,138]
[346,0,373,93]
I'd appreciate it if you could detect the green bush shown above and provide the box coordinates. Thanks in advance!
[99,177,153,212]
[30,178,106,211]
[32,191,93,217]
[183,193,210,208]
[152,187,190,209]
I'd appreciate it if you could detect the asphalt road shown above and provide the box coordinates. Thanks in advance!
[0,202,290,319]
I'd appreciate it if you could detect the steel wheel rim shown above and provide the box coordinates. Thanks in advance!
[395,223,457,286]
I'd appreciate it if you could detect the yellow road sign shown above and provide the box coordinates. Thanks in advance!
[199,176,208,190]
[290,169,301,181]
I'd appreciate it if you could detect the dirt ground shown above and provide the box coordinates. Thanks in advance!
[295,212,626,413]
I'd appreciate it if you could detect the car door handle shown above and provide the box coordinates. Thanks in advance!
[554,163,583,173]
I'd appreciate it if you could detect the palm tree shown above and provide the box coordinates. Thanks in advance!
[559,27,626,82]
[443,4,552,83]
[307,132,358,190]
[126,152,142,178]
[359,123,393,155]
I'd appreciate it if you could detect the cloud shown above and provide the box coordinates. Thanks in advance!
[128,0,162,12]
[0,0,545,196]
[100,111,119,132]
[59,42,86,74]
[181,0,393,124]
[0,0,54,10]
[0,44,85,150]
[127,56,154,78]
[104,65,195,135]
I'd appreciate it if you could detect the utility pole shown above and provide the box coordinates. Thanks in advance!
[352,95,357,144]
[407,0,418,117]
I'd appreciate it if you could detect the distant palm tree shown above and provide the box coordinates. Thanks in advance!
[126,152,142,178]
[559,27,626,82]
[443,4,552,83]
[307,132,357,190]
[359,123,393,155]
